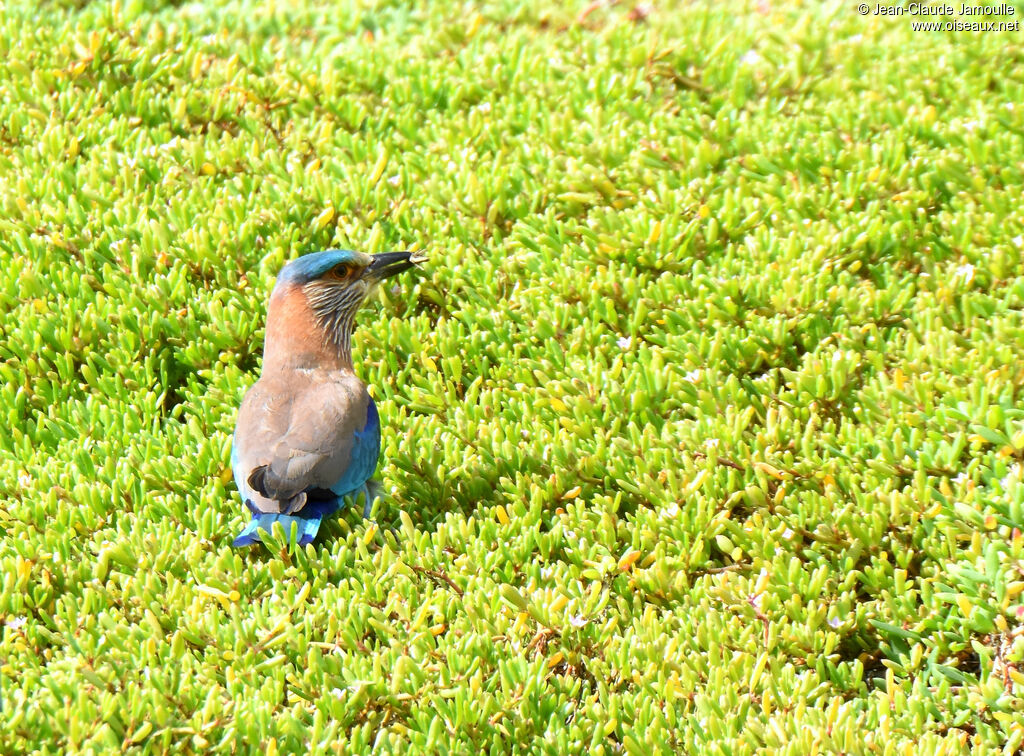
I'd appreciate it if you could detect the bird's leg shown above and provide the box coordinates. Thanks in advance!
[361,482,378,519]
[361,484,372,518]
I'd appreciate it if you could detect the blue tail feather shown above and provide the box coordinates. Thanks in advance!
[232,513,323,547]
[232,485,375,547]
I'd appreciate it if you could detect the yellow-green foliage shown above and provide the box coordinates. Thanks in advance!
[3,0,1024,753]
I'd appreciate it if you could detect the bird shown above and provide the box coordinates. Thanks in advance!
[230,248,424,547]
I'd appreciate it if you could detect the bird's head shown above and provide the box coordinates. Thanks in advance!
[273,249,425,354]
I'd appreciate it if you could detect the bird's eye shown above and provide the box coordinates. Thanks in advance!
[331,264,350,278]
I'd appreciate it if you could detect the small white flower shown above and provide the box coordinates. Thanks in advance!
[387,175,401,187]
[781,528,794,539]
[740,49,762,66]
[828,616,842,629]
[569,615,589,628]
[474,102,492,114]
[6,616,27,630]
[963,120,981,133]
[330,687,344,698]
[1012,235,1023,249]
[662,502,680,518]
[954,472,970,486]
[955,263,975,285]
[617,336,632,349]
[703,438,720,449]
[683,369,701,383]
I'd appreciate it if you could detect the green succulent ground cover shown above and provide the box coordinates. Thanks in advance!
[2,0,1024,752]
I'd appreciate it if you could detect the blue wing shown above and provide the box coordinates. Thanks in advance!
[328,398,380,499]
[232,399,380,547]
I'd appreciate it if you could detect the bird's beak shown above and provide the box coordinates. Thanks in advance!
[365,251,427,282]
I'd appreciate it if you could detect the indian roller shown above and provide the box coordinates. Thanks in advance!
[231,249,424,547]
